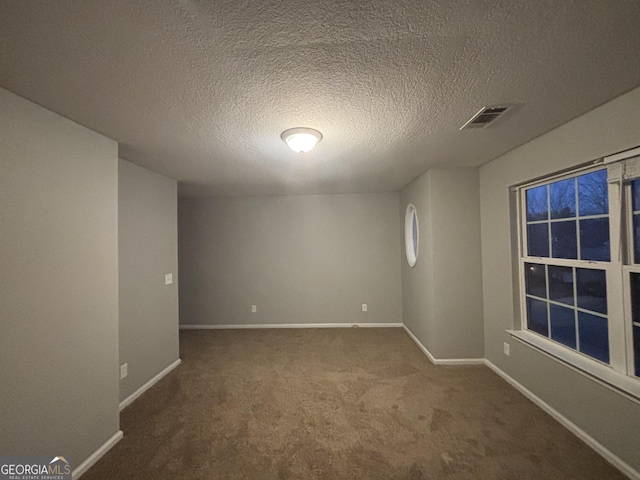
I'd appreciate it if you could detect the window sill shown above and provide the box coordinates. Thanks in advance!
[508,329,640,403]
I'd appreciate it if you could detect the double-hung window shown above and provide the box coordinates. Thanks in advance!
[514,147,640,398]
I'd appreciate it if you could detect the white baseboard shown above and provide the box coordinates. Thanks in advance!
[484,359,640,480]
[73,430,123,479]
[402,325,485,365]
[179,323,403,330]
[119,359,181,412]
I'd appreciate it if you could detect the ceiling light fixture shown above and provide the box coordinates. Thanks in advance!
[281,127,322,153]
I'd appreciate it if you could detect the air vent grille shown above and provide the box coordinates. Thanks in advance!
[460,105,511,130]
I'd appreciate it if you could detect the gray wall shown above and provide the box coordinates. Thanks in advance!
[480,85,640,471]
[400,168,484,359]
[118,159,179,403]
[399,170,435,351]
[179,194,402,326]
[0,88,120,465]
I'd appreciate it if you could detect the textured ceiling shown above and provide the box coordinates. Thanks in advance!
[1,1,640,197]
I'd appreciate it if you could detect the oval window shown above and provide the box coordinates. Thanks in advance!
[405,203,419,267]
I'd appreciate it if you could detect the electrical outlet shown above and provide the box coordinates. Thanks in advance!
[120,363,128,379]
[251,305,257,313]
[165,273,173,285]
[503,342,510,356]
[362,304,368,312]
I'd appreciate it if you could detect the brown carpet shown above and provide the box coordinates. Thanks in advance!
[82,328,625,480]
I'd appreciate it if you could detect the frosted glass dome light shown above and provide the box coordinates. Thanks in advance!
[281,127,322,153]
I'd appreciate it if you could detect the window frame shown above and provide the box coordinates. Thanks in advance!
[512,155,640,401]
[623,180,640,377]
[404,203,419,268]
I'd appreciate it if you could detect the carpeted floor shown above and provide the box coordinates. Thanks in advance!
[82,328,625,479]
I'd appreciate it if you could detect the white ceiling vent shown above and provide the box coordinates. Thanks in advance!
[460,105,512,130]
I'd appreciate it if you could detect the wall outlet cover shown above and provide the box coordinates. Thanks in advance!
[165,273,173,285]
[362,304,368,312]
[251,305,257,313]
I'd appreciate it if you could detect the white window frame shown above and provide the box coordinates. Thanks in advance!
[510,148,640,401]
[623,177,640,377]
[404,203,419,267]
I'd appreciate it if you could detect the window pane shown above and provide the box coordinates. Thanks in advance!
[527,297,548,337]
[550,304,576,349]
[527,185,548,221]
[578,170,608,216]
[551,221,577,259]
[631,272,640,324]
[548,265,573,305]
[634,214,640,264]
[632,179,640,212]
[576,268,607,314]
[550,178,576,219]
[412,213,418,256]
[578,312,609,363]
[579,218,610,261]
[525,263,546,298]
[634,326,640,377]
[527,224,549,257]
